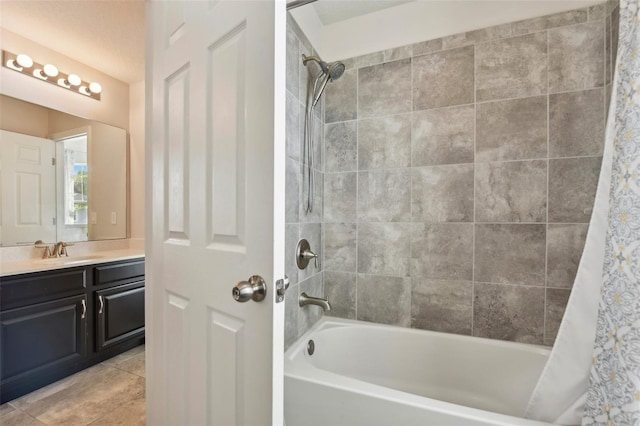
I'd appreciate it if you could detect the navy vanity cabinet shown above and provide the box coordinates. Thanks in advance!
[93,260,145,351]
[0,267,88,404]
[0,258,145,403]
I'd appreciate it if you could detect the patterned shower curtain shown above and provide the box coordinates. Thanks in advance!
[583,1,640,424]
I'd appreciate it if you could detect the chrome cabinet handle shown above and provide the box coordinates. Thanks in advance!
[98,295,104,314]
[81,299,86,319]
[232,275,267,302]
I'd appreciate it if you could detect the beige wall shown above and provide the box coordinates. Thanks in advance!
[87,123,127,240]
[0,28,129,130]
[48,109,91,135]
[0,94,94,138]
[0,95,49,137]
[129,81,145,239]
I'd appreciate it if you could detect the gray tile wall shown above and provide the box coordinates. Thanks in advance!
[285,14,326,350]
[322,2,620,346]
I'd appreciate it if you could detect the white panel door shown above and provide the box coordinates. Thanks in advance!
[146,1,286,425]
[0,130,56,246]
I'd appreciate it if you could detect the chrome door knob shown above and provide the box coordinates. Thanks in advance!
[232,275,267,302]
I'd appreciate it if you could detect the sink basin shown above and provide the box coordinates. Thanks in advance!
[43,255,106,265]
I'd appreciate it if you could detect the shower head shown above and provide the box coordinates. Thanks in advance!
[327,61,345,80]
[311,61,345,107]
[302,54,345,81]
[302,55,346,107]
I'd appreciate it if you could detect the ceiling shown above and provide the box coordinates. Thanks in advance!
[0,0,145,84]
[311,0,416,24]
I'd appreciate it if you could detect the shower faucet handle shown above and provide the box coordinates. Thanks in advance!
[304,250,319,269]
[296,239,319,270]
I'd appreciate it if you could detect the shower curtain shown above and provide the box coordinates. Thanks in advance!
[524,1,640,424]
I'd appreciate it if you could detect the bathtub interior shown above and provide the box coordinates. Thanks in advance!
[285,373,544,426]
[286,318,550,418]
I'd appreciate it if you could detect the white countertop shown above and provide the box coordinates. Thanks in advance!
[0,248,145,277]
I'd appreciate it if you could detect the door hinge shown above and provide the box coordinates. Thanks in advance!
[52,217,56,226]
[275,276,290,303]
[52,157,56,166]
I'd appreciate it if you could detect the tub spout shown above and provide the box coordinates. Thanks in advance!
[299,292,331,311]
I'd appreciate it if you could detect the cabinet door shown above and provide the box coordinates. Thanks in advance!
[95,282,145,351]
[0,294,87,383]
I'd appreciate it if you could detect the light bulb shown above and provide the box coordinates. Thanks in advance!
[67,74,81,86]
[58,78,71,88]
[43,64,58,77]
[89,82,102,94]
[16,54,33,68]
[33,69,47,80]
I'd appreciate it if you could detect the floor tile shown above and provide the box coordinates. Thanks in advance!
[113,353,145,378]
[0,403,16,416]
[88,397,145,426]
[15,364,144,426]
[1,409,46,426]
[101,345,145,367]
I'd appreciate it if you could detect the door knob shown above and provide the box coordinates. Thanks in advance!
[232,275,267,302]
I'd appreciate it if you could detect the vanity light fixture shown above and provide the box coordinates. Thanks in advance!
[33,63,59,80]
[79,82,102,97]
[2,50,101,101]
[8,53,34,70]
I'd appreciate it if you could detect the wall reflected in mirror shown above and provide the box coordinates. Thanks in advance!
[0,94,127,247]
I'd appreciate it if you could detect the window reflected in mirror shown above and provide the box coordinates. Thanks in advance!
[56,133,88,242]
[60,134,88,226]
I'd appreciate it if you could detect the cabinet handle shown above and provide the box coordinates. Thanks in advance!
[98,295,104,315]
[81,299,86,319]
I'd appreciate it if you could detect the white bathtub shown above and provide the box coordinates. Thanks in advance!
[284,318,553,426]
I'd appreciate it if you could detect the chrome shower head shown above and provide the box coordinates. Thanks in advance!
[302,54,346,107]
[302,54,345,81]
[327,61,345,81]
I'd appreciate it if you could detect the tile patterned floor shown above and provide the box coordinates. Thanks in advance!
[1,345,145,426]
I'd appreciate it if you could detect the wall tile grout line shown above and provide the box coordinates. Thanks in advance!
[354,62,359,321]
[410,51,414,328]
[544,26,551,344]
[471,42,477,337]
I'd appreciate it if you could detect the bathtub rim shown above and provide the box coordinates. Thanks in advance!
[286,317,551,361]
[284,317,553,426]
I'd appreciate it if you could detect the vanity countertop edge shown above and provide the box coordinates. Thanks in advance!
[0,249,145,277]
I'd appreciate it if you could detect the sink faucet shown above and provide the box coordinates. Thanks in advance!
[299,292,331,311]
[53,241,74,257]
[35,240,74,258]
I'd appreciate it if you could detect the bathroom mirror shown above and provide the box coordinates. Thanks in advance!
[0,94,127,246]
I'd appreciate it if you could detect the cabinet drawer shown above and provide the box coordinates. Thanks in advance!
[0,294,87,382]
[0,268,86,310]
[95,282,145,351]
[94,260,144,287]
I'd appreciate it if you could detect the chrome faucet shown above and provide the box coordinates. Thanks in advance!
[299,292,331,311]
[35,240,54,258]
[35,240,74,258]
[54,241,73,257]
